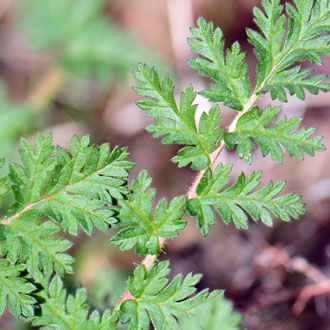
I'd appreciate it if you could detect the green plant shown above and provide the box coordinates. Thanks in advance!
[0,0,329,329]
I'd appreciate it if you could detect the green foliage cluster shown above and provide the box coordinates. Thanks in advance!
[111,170,186,255]
[120,261,219,330]
[134,68,223,170]
[0,0,329,329]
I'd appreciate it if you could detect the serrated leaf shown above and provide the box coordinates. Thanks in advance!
[224,105,325,163]
[186,164,306,235]
[3,133,134,235]
[8,133,56,213]
[259,67,330,102]
[120,261,221,330]
[0,260,36,318]
[0,216,74,277]
[188,18,250,111]
[134,64,223,170]
[111,170,186,255]
[31,276,118,330]
[180,291,243,330]
[0,158,10,207]
[248,0,330,100]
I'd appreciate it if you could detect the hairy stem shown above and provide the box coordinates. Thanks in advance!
[115,90,261,308]
[1,196,53,224]
[115,27,306,308]
[187,93,259,199]
[115,237,166,309]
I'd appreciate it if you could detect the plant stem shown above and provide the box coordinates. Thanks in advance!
[115,237,166,310]
[187,93,259,199]
[115,93,261,308]
[1,196,53,224]
[114,52,286,309]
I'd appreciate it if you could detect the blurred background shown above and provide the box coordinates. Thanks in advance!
[0,0,330,329]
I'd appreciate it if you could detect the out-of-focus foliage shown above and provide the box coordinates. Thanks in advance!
[88,268,127,310]
[181,292,243,330]
[19,0,158,84]
[0,0,170,167]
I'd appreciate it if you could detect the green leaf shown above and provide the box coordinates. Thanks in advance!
[120,261,221,330]
[186,164,305,235]
[134,64,223,170]
[259,67,330,102]
[0,216,74,277]
[188,18,250,111]
[248,0,330,100]
[8,133,56,213]
[224,106,325,164]
[0,158,10,207]
[111,170,186,255]
[0,260,36,318]
[180,291,243,330]
[4,133,133,235]
[31,276,118,330]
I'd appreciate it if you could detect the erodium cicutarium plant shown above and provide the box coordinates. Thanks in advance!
[0,1,329,329]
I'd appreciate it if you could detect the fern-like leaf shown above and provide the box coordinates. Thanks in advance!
[188,17,250,111]
[3,133,133,235]
[111,170,186,254]
[0,216,73,277]
[224,105,325,164]
[31,276,118,330]
[134,64,223,170]
[0,158,10,207]
[186,164,305,235]
[0,260,36,317]
[181,291,243,330]
[120,260,220,330]
[259,67,330,102]
[248,0,330,100]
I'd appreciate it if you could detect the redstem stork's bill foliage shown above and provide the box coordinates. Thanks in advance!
[0,1,329,329]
